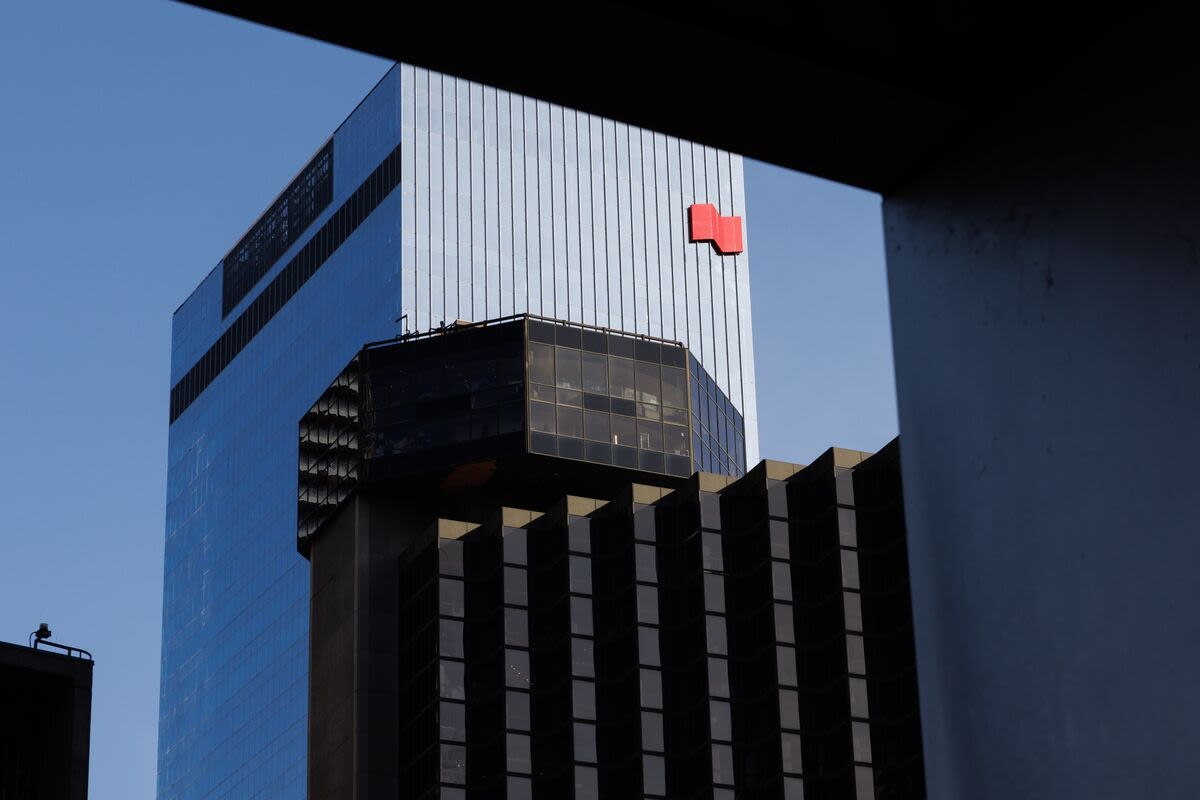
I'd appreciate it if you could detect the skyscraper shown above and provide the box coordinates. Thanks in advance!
[161,64,757,799]
[296,318,921,799]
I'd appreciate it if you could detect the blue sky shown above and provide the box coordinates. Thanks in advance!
[0,3,895,798]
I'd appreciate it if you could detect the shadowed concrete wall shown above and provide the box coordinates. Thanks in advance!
[883,55,1200,798]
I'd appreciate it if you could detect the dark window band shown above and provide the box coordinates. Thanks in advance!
[170,144,401,424]
[223,141,333,316]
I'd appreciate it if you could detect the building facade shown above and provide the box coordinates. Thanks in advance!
[299,322,920,799]
[0,638,93,800]
[161,65,757,798]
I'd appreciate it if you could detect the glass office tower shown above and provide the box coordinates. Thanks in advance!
[161,64,757,798]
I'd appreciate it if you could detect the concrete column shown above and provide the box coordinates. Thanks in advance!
[883,55,1200,798]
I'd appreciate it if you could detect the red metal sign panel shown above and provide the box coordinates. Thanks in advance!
[688,203,744,255]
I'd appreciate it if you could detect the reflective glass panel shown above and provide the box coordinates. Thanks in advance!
[661,366,687,408]
[583,410,610,442]
[528,342,554,385]
[573,679,596,720]
[611,415,637,448]
[581,351,607,394]
[507,733,532,774]
[609,356,635,400]
[529,401,555,433]
[507,690,531,731]
[505,567,528,606]
[555,347,582,389]
[557,406,583,438]
[507,648,532,687]
[635,361,661,404]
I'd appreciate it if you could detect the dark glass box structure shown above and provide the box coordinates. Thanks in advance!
[298,315,746,549]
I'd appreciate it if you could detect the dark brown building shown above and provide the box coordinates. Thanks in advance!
[300,319,922,799]
[0,639,93,800]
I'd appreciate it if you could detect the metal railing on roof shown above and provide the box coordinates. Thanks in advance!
[363,313,686,352]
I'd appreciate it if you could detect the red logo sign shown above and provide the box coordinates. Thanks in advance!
[689,204,744,255]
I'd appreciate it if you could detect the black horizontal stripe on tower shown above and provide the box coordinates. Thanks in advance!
[222,140,334,317]
[169,144,401,424]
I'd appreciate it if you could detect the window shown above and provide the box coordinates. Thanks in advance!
[582,351,607,393]
[661,366,687,408]
[555,347,582,389]
[505,567,528,606]
[571,597,594,636]
[575,766,599,800]
[440,620,464,659]
[702,532,723,571]
[780,688,800,730]
[507,690,530,731]
[637,401,662,421]
[569,556,593,594]
[637,420,663,451]
[638,626,661,666]
[439,540,464,577]
[710,700,732,741]
[773,561,793,601]
[528,342,554,385]
[440,578,465,617]
[440,744,466,784]
[643,754,666,796]
[574,722,597,763]
[583,410,610,442]
[609,356,635,400]
[529,401,555,434]
[708,657,730,698]
[557,406,583,439]
[706,614,727,655]
[573,679,596,720]
[844,591,863,632]
[847,634,866,675]
[635,544,657,582]
[663,405,687,425]
[849,677,870,718]
[665,424,689,455]
[841,549,860,590]
[637,584,659,624]
[507,648,532,687]
[642,710,664,752]
[635,361,661,404]
[571,637,594,678]
[782,731,804,773]
[611,414,637,448]
[440,660,466,700]
[640,668,663,709]
[777,646,797,686]
[711,744,734,786]
[838,506,858,547]
[770,519,790,559]
[569,520,591,553]
[853,721,873,763]
[440,701,466,742]
[775,603,795,644]
[704,573,725,613]
[856,766,876,800]
[507,733,532,774]
[503,529,527,565]
[505,607,529,646]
